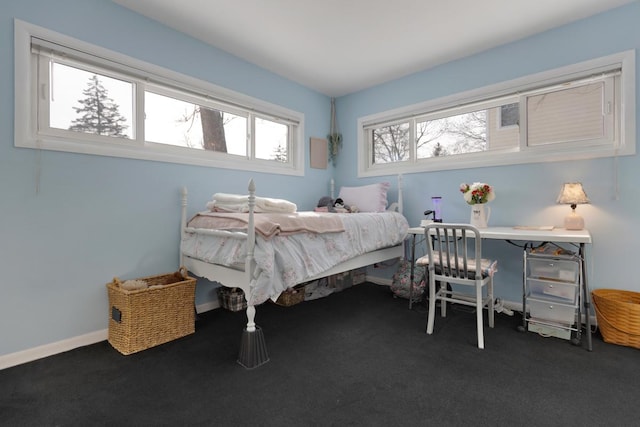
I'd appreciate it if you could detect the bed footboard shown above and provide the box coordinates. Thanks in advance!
[181,180,269,369]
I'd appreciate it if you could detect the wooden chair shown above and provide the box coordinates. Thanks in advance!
[417,223,497,349]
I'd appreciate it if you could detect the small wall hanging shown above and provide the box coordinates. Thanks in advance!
[328,97,342,166]
[310,137,328,169]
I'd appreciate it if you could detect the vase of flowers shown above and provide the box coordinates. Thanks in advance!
[460,182,495,228]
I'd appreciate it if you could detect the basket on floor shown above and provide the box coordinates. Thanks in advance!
[106,267,196,355]
[217,287,247,312]
[592,289,640,349]
[275,285,305,306]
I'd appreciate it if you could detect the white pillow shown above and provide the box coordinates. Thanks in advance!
[338,182,390,212]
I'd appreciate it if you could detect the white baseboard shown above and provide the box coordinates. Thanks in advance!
[0,301,221,371]
[0,329,108,371]
[503,299,522,312]
[365,275,392,286]
[196,300,219,314]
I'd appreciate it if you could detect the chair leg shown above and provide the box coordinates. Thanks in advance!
[476,282,485,349]
[426,275,436,335]
[440,282,447,318]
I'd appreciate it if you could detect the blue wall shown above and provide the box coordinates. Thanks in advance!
[338,2,640,304]
[1,0,639,359]
[0,0,332,357]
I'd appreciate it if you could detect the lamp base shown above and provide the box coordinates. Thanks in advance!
[564,211,584,230]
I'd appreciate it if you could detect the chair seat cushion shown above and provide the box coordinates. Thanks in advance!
[416,253,497,277]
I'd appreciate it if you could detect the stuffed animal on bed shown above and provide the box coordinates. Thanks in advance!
[316,196,333,211]
[332,198,350,213]
[315,196,358,213]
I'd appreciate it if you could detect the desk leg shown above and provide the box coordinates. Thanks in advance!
[580,243,593,351]
[409,234,416,310]
[517,248,527,332]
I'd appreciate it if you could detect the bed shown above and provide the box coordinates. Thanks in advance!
[179,176,409,368]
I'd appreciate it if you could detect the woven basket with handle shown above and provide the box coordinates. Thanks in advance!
[592,289,640,349]
[274,285,305,306]
[106,267,196,355]
[217,287,247,312]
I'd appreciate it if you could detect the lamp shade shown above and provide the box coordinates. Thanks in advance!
[557,182,589,230]
[556,182,590,205]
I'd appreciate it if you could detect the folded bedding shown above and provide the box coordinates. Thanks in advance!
[206,193,297,213]
[188,211,345,238]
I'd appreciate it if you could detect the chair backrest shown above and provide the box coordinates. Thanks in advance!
[425,223,484,281]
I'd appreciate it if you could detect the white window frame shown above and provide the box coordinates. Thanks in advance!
[14,19,305,176]
[357,50,635,177]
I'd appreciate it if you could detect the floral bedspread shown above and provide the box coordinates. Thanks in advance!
[182,211,409,305]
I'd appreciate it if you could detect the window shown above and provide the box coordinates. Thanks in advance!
[15,20,304,175]
[358,50,635,177]
[143,89,248,156]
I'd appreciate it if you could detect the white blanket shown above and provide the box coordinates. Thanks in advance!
[182,211,409,305]
[206,193,297,213]
[188,211,345,238]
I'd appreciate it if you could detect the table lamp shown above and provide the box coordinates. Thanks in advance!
[556,182,590,230]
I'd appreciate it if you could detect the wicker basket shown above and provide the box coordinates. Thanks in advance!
[106,267,196,355]
[217,287,247,312]
[351,267,366,285]
[275,285,305,306]
[592,289,640,349]
[328,271,353,292]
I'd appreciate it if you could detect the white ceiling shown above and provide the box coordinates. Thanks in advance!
[113,0,634,97]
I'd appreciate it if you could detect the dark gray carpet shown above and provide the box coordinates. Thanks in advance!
[1,283,638,426]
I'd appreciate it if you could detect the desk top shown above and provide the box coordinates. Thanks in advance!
[407,226,592,244]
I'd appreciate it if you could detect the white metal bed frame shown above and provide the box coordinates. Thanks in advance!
[179,176,404,368]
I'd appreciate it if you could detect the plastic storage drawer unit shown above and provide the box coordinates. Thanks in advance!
[528,297,577,325]
[527,278,578,304]
[527,258,579,283]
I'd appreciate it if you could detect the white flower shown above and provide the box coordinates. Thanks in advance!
[460,182,495,205]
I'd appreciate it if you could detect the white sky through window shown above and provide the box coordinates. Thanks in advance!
[49,63,283,158]
[50,63,133,138]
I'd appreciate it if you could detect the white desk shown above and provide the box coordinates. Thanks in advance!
[408,226,591,244]
[407,225,593,350]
